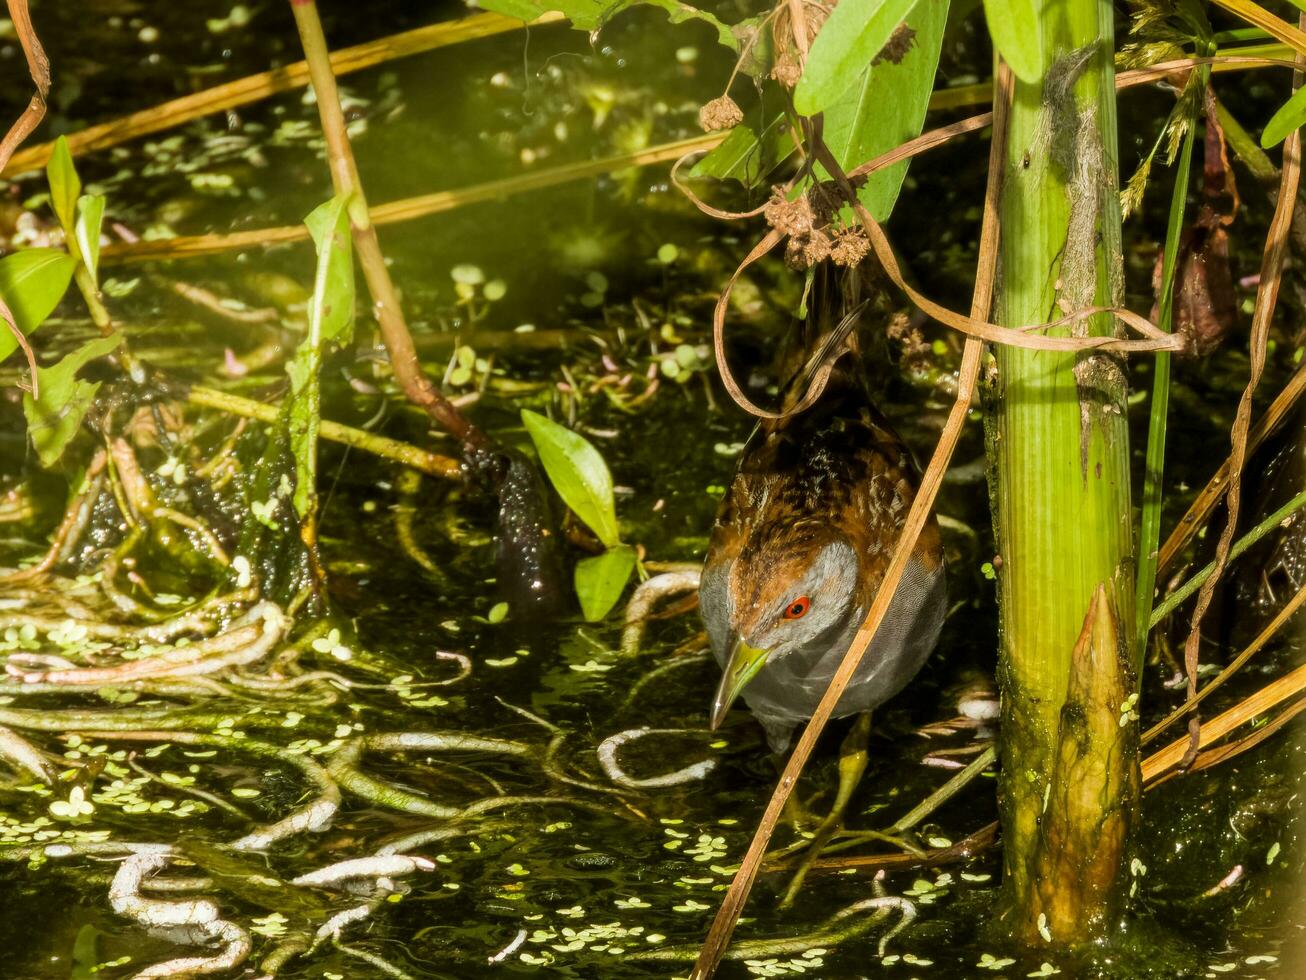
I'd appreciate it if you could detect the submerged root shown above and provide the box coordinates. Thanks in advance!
[597,727,717,789]
[620,567,701,655]
[110,852,253,978]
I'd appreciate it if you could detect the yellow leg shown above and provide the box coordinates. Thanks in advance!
[778,712,872,908]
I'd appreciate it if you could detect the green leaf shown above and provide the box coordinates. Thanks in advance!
[1262,82,1306,147]
[575,545,637,621]
[0,248,78,365]
[981,0,1044,84]
[75,194,106,284]
[794,0,922,116]
[303,194,355,344]
[46,135,81,233]
[817,0,949,222]
[22,334,122,466]
[521,409,621,547]
[689,116,795,187]
[474,0,738,50]
[284,194,354,521]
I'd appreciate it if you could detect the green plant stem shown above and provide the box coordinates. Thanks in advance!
[58,198,148,383]
[888,746,997,835]
[1134,66,1208,660]
[185,385,461,480]
[1149,487,1306,629]
[987,0,1137,945]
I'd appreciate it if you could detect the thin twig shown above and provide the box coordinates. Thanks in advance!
[1150,488,1306,628]
[103,134,723,265]
[185,385,461,480]
[1156,359,1306,576]
[1144,579,1306,745]
[1177,26,1302,763]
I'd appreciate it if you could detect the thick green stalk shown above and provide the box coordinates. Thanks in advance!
[987,0,1138,945]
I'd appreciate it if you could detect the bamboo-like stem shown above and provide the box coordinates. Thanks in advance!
[987,0,1137,945]
[185,385,460,480]
[1,12,564,176]
[1135,67,1207,658]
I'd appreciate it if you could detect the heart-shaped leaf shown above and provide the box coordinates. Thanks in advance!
[575,545,637,621]
[521,409,620,547]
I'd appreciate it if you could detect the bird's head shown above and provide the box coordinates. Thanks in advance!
[706,524,862,729]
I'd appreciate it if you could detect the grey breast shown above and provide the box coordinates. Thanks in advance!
[711,555,946,753]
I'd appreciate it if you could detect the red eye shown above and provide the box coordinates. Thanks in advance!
[783,596,810,620]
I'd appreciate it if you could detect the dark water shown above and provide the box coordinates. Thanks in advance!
[0,2,1302,978]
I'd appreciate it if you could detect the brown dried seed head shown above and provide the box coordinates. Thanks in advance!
[785,229,832,269]
[698,95,744,132]
[830,229,870,268]
[763,191,815,239]
[803,230,833,266]
[771,55,802,89]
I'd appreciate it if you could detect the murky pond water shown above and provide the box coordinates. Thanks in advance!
[0,2,1302,978]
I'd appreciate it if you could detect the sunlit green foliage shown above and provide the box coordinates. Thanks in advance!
[522,409,636,620]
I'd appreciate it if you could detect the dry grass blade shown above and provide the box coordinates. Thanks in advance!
[1212,0,1306,58]
[96,53,1293,270]
[0,0,48,173]
[1175,695,1306,776]
[1142,661,1306,784]
[1,11,563,176]
[1177,28,1304,764]
[100,134,723,265]
[1145,580,1306,745]
[688,62,1015,980]
[1156,360,1306,577]
[0,0,49,389]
